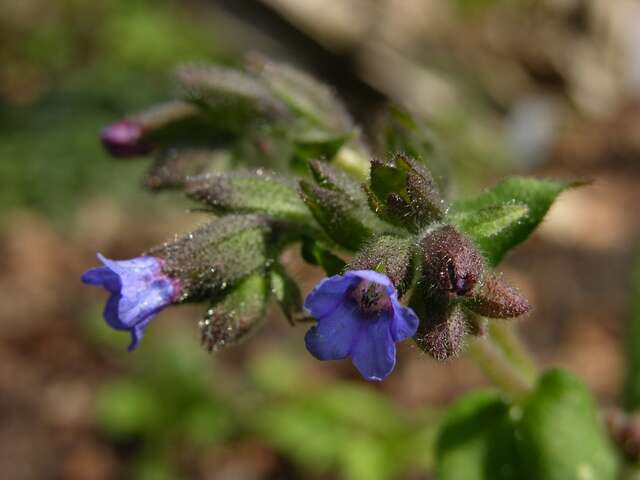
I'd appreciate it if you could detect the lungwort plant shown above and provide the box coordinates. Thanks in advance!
[83,57,625,478]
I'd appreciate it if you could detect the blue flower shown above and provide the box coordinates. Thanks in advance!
[304,270,419,381]
[81,253,181,351]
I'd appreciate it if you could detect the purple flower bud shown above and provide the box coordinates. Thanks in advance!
[304,270,419,381]
[467,272,530,318]
[414,301,468,361]
[421,225,484,298]
[81,253,181,351]
[100,120,151,158]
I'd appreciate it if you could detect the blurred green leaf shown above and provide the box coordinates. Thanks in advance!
[436,390,519,480]
[624,252,640,410]
[96,380,163,439]
[450,178,578,265]
[249,350,306,395]
[517,369,619,480]
[339,434,394,480]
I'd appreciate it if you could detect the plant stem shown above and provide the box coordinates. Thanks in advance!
[467,335,534,402]
[333,146,370,181]
[488,322,537,383]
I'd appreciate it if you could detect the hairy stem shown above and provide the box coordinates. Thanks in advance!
[467,335,534,402]
[333,146,370,181]
[488,322,537,383]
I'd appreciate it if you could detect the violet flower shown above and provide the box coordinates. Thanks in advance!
[304,270,419,381]
[100,120,150,157]
[82,253,181,351]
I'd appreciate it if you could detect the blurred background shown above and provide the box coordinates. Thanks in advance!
[2,0,640,478]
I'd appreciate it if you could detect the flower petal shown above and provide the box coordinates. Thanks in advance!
[344,270,393,290]
[103,293,128,330]
[97,253,160,277]
[304,274,358,319]
[351,314,396,381]
[128,321,151,351]
[305,299,363,360]
[118,278,174,327]
[81,267,121,293]
[390,301,419,342]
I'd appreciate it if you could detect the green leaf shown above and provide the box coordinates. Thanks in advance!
[96,380,163,439]
[436,391,520,480]
[450,177,579,265]
[186,172,313,225]
[517,369,619,480]
[449,203,529,257]
[624,252,640,410]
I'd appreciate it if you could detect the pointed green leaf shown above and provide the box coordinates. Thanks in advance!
[449,203,529,258]
[436,391,520,480]
[450,178,579,265]
[517,369,619,480]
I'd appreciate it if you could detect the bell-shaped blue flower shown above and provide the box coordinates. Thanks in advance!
[81,253,181,351]
[304,270,419,381]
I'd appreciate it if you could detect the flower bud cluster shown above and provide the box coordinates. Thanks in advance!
[84,58,542,381]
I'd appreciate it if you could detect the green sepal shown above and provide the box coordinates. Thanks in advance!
[269,264,305,324]
[349,235,416,296]
[233,123,293,172]
[250,56,353,132]
[300,180,387,251]
[301,237,346,276]
[149,215,271,302]
[301,160,390,251]
[450,178,582,266]
[380,107,449,195]
[516,369,619,480]
[186,172,314,225]
[125,100,223,153]
[307,159,366,199]
[367,154,444,231]
[200,272,270,351]
[175,63,286,133]
[144,148,232,190]
[436,391,519,480]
